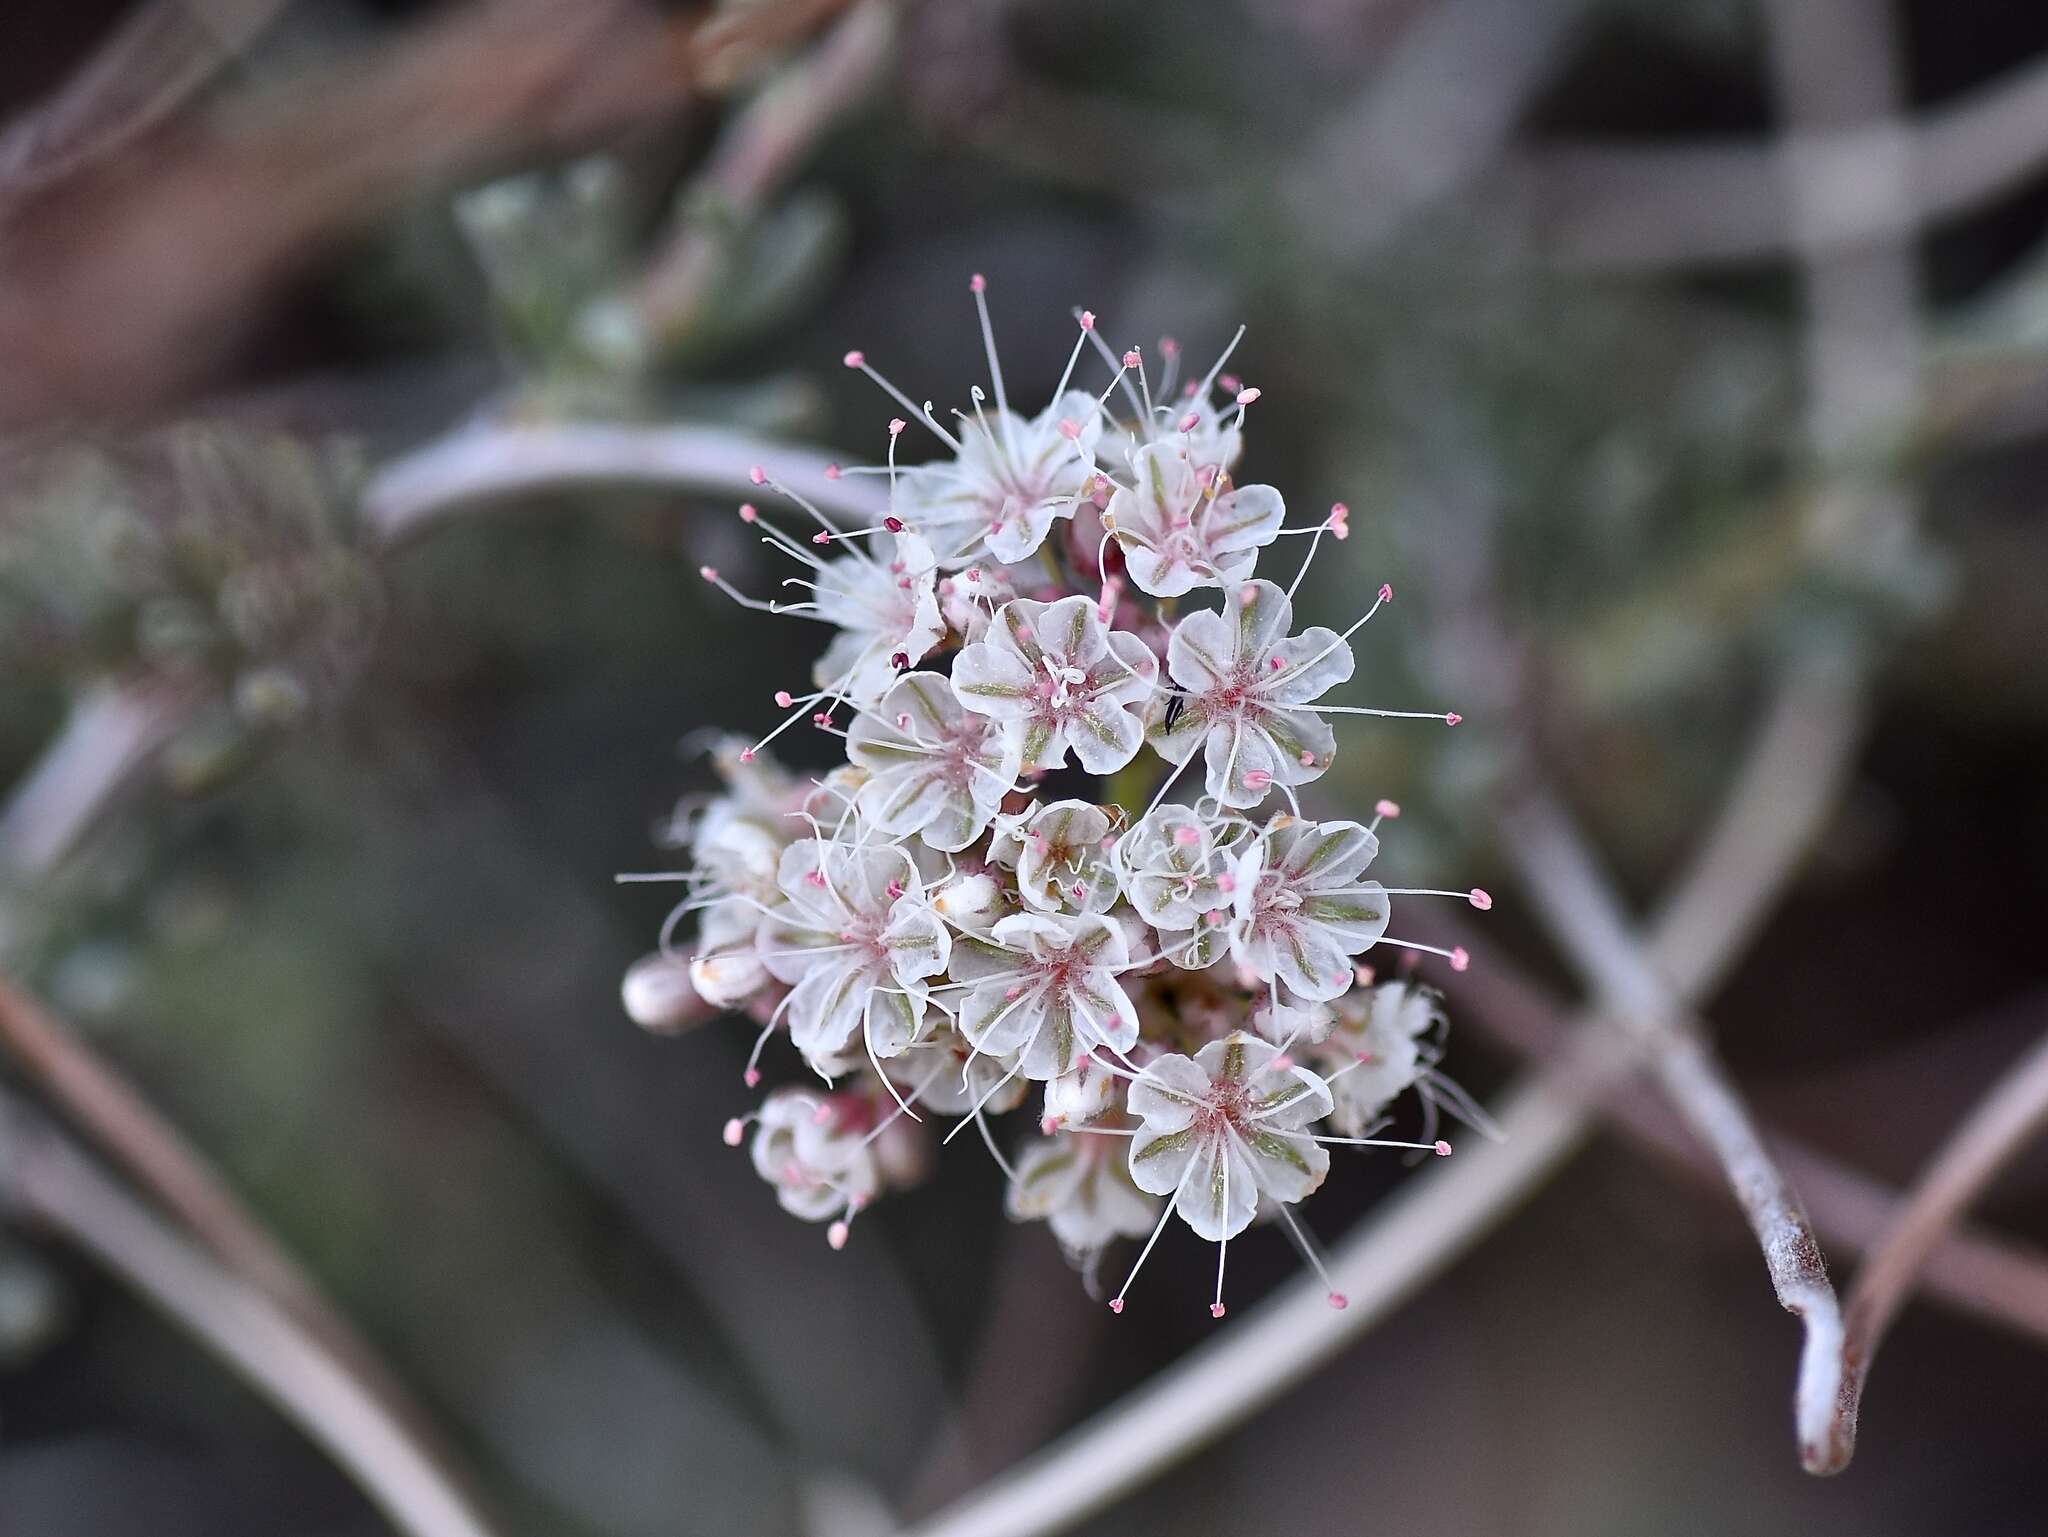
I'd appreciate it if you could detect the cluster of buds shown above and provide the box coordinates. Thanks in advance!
[625,278,1493,1315]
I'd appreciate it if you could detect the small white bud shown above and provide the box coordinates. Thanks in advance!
[686,948,767,1009]
[622,952,712,1033]
[933,871,1001,930]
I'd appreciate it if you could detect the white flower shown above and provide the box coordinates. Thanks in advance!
[1125,1033,1332,1241]
[758,840,950,1069]
[1004,799,1120,915]
[811,532,945,705]
[648,299,1488,1299]
[1042,1055,1119,1131]
[845,671,1020,852]
[937,562,1018,645]
[1154,913,1233,971]
[952,595,1158,773]
[1116,804,1233,930]
[1230,819,1388,1003]
[1106,441,1284,598]
[886,1018,1030,1118]
[686,741,807,905]
[952,912,1140,1080]
[749,1088,882,1222]
[1009,1130,1158,1257]
[896,393,1102,565]
[1316,980,1442,1136]
[1148,579,1352,808]
[1102,389,1243,487]
[1250,993,1335,1047]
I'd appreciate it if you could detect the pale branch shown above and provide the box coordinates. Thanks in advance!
[1661,1030,1848,1474]
[1292,0,1585,251]
[1759,0,1921,1469]
[0,680,192,880]
[0,0,289,192]
[363,420,884,544]
[0,977,313,1307]
[1825,1027,2048,1471]
[1499,787,1850,1473]
[0,1088,502,1537]
[1436,913,2048,1347]
[1511,46,2048,269]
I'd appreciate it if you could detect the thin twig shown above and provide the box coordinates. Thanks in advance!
[0,0,288,193]
[1511,47,2048,269]
[1498,789,1851,1472]
[1436,915,2048,1346]
[0,976,495,1506]
[1827,1028,2048,1470]
[0,977,311,1306]
[1757,0,1920,1469]
[0,0,852,424]
[633,1,896,343]
[0,1089,500,1537]
[363,419,883,544]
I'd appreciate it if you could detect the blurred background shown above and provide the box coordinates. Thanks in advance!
[0,0,2044,1533]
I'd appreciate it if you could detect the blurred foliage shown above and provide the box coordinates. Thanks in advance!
[0,428,378,791]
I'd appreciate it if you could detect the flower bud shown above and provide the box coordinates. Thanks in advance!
[1042,1062,1115,1129]
[933,871,1002,931]
[687,946,768,1010]
[623,951,717,1033]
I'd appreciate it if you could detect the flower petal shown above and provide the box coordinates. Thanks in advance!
[862,982,928,1059]
[1127,1052,1210,1131]
[1230,1124,1328,1207]
[1174,1133,1259,1242]
[959,979,1045,1060]
[786,959,875,1061]
[1260,625,1353,705]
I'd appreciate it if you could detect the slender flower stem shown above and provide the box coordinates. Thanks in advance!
[0,1089,500,1537]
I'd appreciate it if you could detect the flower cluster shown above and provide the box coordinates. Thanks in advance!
[627,278,1493,1315]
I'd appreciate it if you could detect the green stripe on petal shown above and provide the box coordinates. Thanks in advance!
[1250,1130,1314,1176]
[1134,1126,1195,1164]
